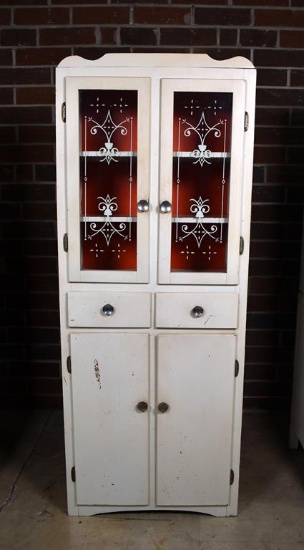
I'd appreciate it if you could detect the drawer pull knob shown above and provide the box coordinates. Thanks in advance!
[158,402,169,413]
[191,305,204,318]
[136,401,148,413]
[160,200,172,213]
[101,304,115,316]
[137,199,149,212]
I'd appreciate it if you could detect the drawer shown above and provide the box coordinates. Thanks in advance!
[68,292,151,328]
[155,293,238,329]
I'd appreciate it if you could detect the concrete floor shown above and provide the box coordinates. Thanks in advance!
[0,411,304,550]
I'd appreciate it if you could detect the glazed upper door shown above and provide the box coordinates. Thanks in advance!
[158,79,246,285]
[65,77,150,283]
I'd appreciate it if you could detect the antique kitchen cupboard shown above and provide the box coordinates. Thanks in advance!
[56,54,256,516]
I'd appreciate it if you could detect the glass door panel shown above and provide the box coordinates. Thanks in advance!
[159,79,245,285]
[66,78,150,283]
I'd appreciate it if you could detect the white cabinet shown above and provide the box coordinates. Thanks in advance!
[56,54,256,516]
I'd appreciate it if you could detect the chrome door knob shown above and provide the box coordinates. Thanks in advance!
[101,304,115,316]
[136,401,148,412]
[158,402,169,413]
[191,305,204,318]
[160,200,172,213]
[137,199,149,212]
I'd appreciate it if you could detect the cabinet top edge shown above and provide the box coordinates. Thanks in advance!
[57,53,255,70]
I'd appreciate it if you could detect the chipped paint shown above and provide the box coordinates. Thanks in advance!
[94,359,101,389]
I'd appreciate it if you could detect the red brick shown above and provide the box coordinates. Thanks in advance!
[16,47,71,66]
[134,6,190,25]
[254,146,287,165]
[291,70,304,87]
[16,86,54,105]
[256,126,303,147]
[0,106,52,124]
[0,144,53,164]
[235,0,288,4]
[0,8,10,25]
[73,6,129,25]
[255,107,289,127]
[240,29,277,47]
[39,27,96,46]
[252,184,285,203]
[195,7,251,26]
[257,69,287,87]
[14,7,69,26]
[255,8,304,28]
[19,125,55,144]
[0,68,51,85]
[121,27,157,46]
[255,48,304,68]
[219,29,238,46]
[160,28,216,47]
[0,49,13,65]
[281,30,304,48]
[257,88,304,107]
[1,29,37,47]
[100,28,118,46]
[0,88,14,105]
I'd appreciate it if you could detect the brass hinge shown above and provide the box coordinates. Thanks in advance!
[230,469,234,485]
[61,102,66,123]
[235,360,239,377]
[67,356,71,374]
[244,111,249,131]
[71,466,76,482]
[240,236,244,255]
[63,233,68,252]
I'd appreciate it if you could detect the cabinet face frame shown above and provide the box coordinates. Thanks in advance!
[158,78,245,285]
[65,76,151,283]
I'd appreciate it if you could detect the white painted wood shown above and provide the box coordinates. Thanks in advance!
[155,292,238,329]
[71,333,150,505]
[156,334,236,505]
[56,53,256,517]
[65,77,150,283]
[68,291,151,328]
[158,78,245,285]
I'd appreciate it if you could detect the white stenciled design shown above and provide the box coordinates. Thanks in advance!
[178,197,219,249]
[88,111,132,165]
[181,111,225,167]
[87,195,129,246]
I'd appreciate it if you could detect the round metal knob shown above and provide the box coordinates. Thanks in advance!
[101,303,115,316]
[136,401,148,413]
[158,402,169,413]
[191,305,204,318]
[137,199,149,212]
[160,200,172,214]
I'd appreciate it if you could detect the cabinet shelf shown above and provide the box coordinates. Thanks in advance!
[173,152,230,159]
[80,151,137,158]
[81,216,136,222]
[172,217,228,223]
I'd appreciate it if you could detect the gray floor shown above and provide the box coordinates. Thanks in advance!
[0,410,304,550]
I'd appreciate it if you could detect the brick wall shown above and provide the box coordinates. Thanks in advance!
[0,1,303,409]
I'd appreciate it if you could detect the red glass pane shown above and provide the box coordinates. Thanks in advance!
[171,91,232,274]
[81,222,137,271]
[171,223,228,273]
[79,89,138,272]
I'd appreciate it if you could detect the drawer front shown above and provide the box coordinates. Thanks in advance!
[155,293,238,329]
[68,292,151,328]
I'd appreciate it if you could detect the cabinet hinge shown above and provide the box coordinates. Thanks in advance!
[230,469,235,485]
[61,102,66,123]
[67,356,71,374]
[235,360,239,377]
[71,466,76,482]
[63,233,68,252]
[244,111,249,131]
[239,236,244,255]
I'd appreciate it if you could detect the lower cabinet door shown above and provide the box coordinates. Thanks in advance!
[156,333,236,506]
[70,332,150,506]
